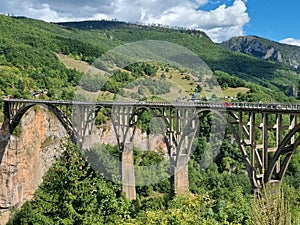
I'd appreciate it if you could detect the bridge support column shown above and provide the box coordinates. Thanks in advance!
[111,106,137,200]
[121,142,136,200]
[73,105,96,148]
[171,155,189,195]
[167,108,199,196]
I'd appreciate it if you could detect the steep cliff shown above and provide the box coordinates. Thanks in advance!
[220,36,300,69]
[0,107,67,223]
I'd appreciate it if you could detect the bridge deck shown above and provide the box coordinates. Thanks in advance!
[3,99,300,114]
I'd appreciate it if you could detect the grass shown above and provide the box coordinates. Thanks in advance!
[252,184,292,225]
[56,55,249,101]
[222,87,250,97]
[56,53,90,73]
[163,69,198,95]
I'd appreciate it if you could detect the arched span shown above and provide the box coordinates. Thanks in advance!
[126,106,257,190]
[75,105,112,144]
[194,108,257,190]
[112,105,199,154]
[73,104,170,151]
[128,106,257,189]
[265,123,300,184]
[93,105,131,149]
[9,103,76,143]
[116,106,172,150]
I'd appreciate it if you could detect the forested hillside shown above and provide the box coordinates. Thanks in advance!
[0,15,300,102]
[57,20,300,102]
[1,15,300,224]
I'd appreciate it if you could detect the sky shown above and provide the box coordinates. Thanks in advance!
[0,0,300,45]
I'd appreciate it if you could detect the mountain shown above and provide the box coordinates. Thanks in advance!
[0,15,299,103]
[220,36,300,70]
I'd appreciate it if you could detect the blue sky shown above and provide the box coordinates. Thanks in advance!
[0,0,299,45]
[244,0,300,44]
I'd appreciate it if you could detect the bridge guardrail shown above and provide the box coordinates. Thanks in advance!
[3,99,300,113]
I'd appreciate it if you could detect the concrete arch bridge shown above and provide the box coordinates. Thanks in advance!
[2,99,300,200]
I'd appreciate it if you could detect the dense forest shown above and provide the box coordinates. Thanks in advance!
[1,15,300,224]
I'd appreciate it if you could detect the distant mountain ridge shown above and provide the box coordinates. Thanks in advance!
[220,36,300,70]
[56,20,210,38]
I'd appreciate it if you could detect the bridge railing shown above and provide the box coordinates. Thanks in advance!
[229,102,300,112]
[2,98,300,112]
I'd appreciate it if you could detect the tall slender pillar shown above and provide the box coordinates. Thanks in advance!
[173,155,189,195]
[112,106,136,200]
[170,108,199,196]
[121,142,136,200]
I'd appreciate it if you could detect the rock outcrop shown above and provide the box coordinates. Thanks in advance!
[220,36,300,69]
[0,107,67,224]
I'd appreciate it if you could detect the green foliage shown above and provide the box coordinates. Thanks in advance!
[95,108,108,126]
[214,70,246,88]
[124,62,157,77]
[9,137,299,225]
[235,83,293,103]
[134,149,170,196]
[82,144,120,183]
[1,15,300,102]
[8,142,130,225]
[252,185,292,225]
[0,15,103,100]
[127,78,172,96]
[78,74,106,92]
[137,110,165,134]
[195,83,203,93]
[132,193,216,225]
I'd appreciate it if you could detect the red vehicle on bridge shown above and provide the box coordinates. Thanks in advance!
[224,102,232,107]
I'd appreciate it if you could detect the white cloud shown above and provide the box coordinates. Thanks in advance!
[141,0,249,42]
[280,38,300,47]
[0,0,250,42]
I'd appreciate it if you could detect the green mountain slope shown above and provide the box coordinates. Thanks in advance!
[0,15,299,102]
[57,20,300,99]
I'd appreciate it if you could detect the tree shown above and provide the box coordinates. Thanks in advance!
[195,84,202,93]
[8,142,130,224]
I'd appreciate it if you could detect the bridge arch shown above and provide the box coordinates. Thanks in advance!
[121,106,259,191]
[8,102,76,143]
[130,106,203,153]
[129,106,178,150]
[265,123,300,184]
[192,108,257,189]
[119,106,258,194]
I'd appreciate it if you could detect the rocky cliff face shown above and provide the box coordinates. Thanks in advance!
[221,36,283,61]
[0,106,166,224]
[220,36,300,69]
[85,122,167,154]
[0,108,67,224]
